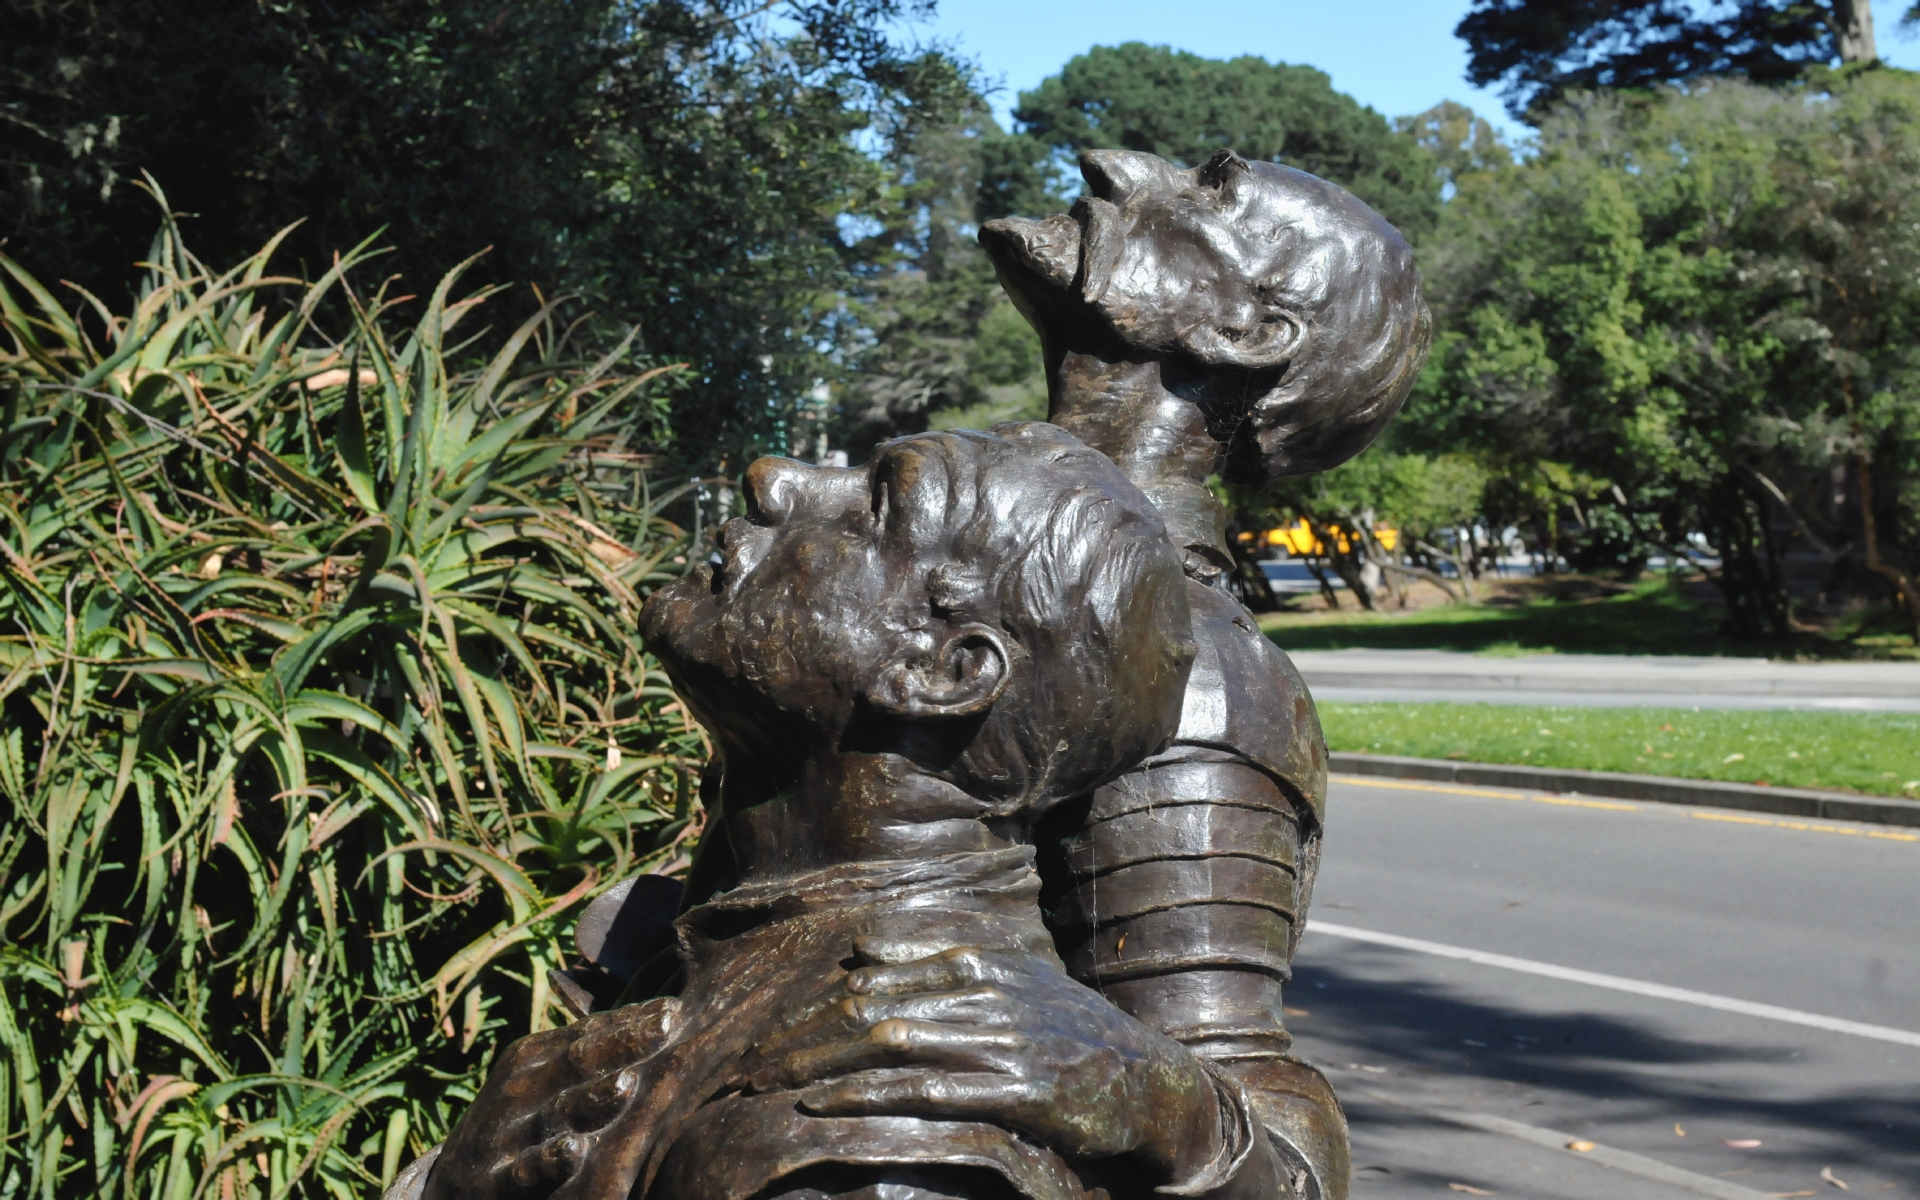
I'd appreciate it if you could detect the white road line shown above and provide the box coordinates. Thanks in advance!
[1354,1088,1775,1200]
[1308,921,1920,1049]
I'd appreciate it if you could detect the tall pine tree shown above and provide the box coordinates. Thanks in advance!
[1458,0,1878,119]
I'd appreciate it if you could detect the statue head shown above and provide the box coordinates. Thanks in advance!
[980,149,1432,487]
[641,423,1194,811]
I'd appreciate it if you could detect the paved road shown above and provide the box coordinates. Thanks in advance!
[1288,650,1920,712]
[1291,775,1920,1199]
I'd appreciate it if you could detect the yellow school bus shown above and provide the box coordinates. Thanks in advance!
[1237,519,1398,556]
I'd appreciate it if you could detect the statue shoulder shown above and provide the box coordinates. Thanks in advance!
[1163,580,1328,828]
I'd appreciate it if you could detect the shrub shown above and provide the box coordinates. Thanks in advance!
[0,206,702,1198]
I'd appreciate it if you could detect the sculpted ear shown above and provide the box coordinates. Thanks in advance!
[868,624,1013,720]
[1178,309,1306,371]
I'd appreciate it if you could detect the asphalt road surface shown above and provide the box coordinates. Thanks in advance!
[1307,686,1920,713]
[1290,775,1920,1200]
[1289,651,1920,713]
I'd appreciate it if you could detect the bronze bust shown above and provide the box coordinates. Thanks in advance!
[391,149,1428,1200]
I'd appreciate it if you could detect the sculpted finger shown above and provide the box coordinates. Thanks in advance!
[503,1131,587,1194]
[750,995,873,1064]
[489,1025,579,1080]
[566,998,682,1074]
[848,933,959,966]
[857,987,1014,1027]
[548,1065,642,1132]
[847,946,1004,995]
[757,1020,1027,1091]
[862,1019,1027,1066]
[757,987,1014,1065]
[798,1070,1040,1122]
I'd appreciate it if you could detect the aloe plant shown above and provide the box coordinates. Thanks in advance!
[0,202,704,1199]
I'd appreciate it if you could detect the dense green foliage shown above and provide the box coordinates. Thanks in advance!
[0,217,701,1198]
[2,0,967,476]
[831,102,1052,453]
[1321,702,1920,798]
[1409,74,1920,637]
[1457,0,1876,118]
[6,10,1450,473]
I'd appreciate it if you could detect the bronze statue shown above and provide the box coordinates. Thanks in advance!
[975,147,1431,1200]
[390,148,1427,1200]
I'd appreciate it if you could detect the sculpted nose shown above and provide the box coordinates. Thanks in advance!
[1079,150,1167,201]
[743,456,867,525]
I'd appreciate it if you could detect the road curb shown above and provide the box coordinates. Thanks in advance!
[1328,752,1920,828]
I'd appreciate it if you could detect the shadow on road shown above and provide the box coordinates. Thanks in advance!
[1288,950,1920,1176]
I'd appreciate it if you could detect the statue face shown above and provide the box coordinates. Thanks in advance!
[643,430,1043,773]
[981,149,1309,372]
[641,447,910,767]
[641,424,1195,803]
[981,149,1429,484]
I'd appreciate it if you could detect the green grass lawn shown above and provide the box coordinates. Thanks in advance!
[1259,577,1917,659]
[1319,702,1920,799]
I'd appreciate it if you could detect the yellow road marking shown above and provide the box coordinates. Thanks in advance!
[1688,811,1918,842]
[1330,775,1637,811]
[1332,773,1920,842]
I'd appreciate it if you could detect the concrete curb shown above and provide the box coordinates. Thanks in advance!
[1328,752,1920,829]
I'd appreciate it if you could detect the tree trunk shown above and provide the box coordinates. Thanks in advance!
[1351,508,1406,608]
[1833,0,1877,63]
[1709,477,1793,638]
[1382,557,1467,604]
[1855,454,1920,639]
[1305,516,1376,609]
[1227,548,1281,613]
[1303,557,1341,610]
[1746,466,1846,563]
[1416,538,1477,604]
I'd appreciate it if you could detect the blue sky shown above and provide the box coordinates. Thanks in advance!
[912,0,1920,144]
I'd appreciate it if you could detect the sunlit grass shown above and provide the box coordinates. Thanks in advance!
[1260,576,1917,660]
[1320,702,1920,798]
[1261,577,1723,656]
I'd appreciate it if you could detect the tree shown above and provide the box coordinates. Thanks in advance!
[1395,100,1514,192]
[1002,42,1440,237]
[1410,75,1920,638]
[1253,452,1492,610]
[1458,0,1879,119]
[0,0,969,475]
[830,98,1050,456]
